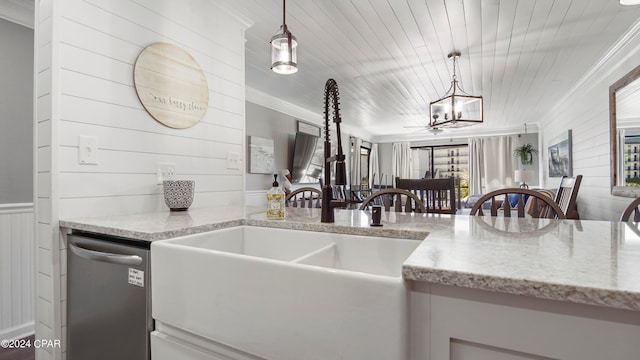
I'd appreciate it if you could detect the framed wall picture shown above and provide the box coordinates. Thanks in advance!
[248,136,275,174]
[548,130,572,177]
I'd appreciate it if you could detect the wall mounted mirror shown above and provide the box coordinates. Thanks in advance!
[610,64,640,197]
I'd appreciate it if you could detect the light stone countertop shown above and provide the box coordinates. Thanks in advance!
[59,207,640,311]
[403,215,640,311]
[246,207,434,240]
[59,207,247,241]
[59,206,435,241]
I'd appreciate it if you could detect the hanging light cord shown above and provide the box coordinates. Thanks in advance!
[452,55,457,82]
[284,0,293,61]
[451,55,474,96]
[282,0,287,26]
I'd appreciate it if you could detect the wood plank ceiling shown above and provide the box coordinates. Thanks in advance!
[219,0,640,141]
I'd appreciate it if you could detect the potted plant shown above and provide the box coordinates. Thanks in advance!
[513,143,538,166]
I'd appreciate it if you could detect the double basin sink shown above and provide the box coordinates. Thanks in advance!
[151,226,420,359]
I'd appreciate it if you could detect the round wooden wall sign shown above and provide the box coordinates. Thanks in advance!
[134,42,209,129]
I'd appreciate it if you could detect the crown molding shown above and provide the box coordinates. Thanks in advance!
[245,86,373,140]
[372,123,539,144]
[543,17,640,122]
[203,1,253,30]
[0,0,34,29]
[247,84,536,145]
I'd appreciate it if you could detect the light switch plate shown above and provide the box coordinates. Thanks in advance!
[226,151,240,170]
[78,135,98,164]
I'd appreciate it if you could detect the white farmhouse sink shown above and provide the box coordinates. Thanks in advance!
[151,226,420,360]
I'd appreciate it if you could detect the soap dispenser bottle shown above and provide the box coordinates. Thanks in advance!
[266,174,285,220]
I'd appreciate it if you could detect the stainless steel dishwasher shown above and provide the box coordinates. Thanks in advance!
[67,232,153,360]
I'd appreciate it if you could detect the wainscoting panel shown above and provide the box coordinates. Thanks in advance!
[0,203,35,340]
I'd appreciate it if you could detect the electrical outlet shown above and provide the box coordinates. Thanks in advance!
[156,162,176,184]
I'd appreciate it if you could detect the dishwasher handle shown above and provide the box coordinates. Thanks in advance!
[69,243,143,266]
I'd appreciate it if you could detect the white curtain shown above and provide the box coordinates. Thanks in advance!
[392,142,412,186]
[617,129,626,186]
[469,138,483,194]
[369,143,380,189]
[350,136,362,186]
[469,136,517,194]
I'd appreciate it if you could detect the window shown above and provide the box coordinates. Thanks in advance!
[411,144,470,201]
[623,134,640,186]
[359,146,370,189]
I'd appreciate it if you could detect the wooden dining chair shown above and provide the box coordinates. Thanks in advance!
[347,184,368,203]
[359,188,426,213]
[554,175,582,219]
[371,173,390,191]
[285,187,322,208]
[469,188,566,219]
[620,197,640,221]
[395,177,456,214]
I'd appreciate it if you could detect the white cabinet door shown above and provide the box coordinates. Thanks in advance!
[151,331,227,360]
[411,282,640,360]
[450,339,553,360]
[151,326,264,360]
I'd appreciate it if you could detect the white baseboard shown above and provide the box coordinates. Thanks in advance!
[1,321,35,340]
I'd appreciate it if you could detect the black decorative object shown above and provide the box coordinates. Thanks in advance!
[163,180,195,211]
[321,79,347,223]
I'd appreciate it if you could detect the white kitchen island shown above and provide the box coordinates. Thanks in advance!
[402,215,640,359]
[60,207,640,360]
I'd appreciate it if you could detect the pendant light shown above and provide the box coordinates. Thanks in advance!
[429,51,483,128]
[270,0,297,74]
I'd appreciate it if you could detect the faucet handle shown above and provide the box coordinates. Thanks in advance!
[334,161,347,186]
[371,205,383,226]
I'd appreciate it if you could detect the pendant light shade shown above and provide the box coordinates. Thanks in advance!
[271,0,297,74]
[429,51,483,128]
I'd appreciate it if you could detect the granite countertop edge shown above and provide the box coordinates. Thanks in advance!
[59,210,639,312]
[60,217,429,241]
[245,218,430,240]
[59,218,247,241]
[403,266,640,312]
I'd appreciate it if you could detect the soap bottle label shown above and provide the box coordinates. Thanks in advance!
[267,193,285,219]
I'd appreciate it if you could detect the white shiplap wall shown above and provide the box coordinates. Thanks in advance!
[34,0,250,359]
[34,0,61,358]
[57,0,247,219]
[539,20,640,221]
[0,204,34,340]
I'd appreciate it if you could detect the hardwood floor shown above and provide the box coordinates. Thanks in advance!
[0,335,35,360]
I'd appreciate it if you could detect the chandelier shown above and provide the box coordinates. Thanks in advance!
[429,51,483,128]
[270,0,297,74]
